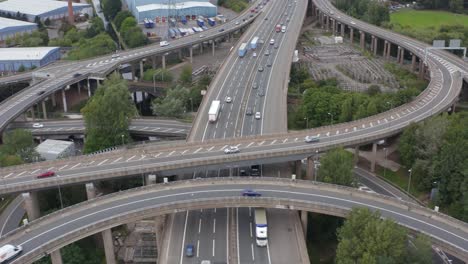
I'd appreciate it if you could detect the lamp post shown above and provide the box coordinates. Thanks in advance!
[383,147,387,179]
[121,134,125,145]
[327,112,333,125]
[407,168,412,193]
[189,97,194,112]
[304,117,309,129]
[58,185,64,209]
[386,101,393,111]
[314,150,318,181]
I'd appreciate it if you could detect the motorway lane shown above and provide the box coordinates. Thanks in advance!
[0,196,25,236]
[2,179,466,263]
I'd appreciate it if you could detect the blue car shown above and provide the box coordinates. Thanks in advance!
[185,244,194,257]
[242,189,262,197]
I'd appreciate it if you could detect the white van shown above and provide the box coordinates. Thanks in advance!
[160,41,169,47]
[0,244,22,263]
[281,26,286,33]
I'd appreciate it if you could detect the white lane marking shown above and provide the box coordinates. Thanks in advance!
[246,142,255,148]
[194,148,203,153]
[213,218,216,233]
[4,173,13,178]
[220,145,228,151]
[237,208,240,264]
[154,153,162,158]
[137,155,146,161]
[112,157,122,164]
[207,146,215,151]
[181,150,188,155]
[250,221,253,237]
[251,243,255,261]
[197,240,200,258]
[30,169,40,175]
[282,138,288,143]
[258,141,265,146]
[199,218,202,233]
[97,159,108,166]
[70,163,81,169]
[126,155,136,162]
[294,138,298,142]
[59,165,68,171]
[17,171,28,177]
[167,151,175,157]
[179,211,189,264]
[270,140,277,145]
[212,239,216,257]
[267,242,272,264]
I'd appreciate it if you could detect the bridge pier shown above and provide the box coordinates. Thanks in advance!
[189,47,193,63]
[370,143,377,172]
[139,60,144,78]
[295,160,302,179]
[102,228,116,264]
[418,60,424,79]
[386,42,391,60]
[162,55,166,69]
[86,182,97,199]
[51,91,57,106]
[145,174,157,185]
[22,191,40,220]
[359,31,365,50]
[373,37,378,56]
[340,23,345,37]
[306,157,314,181]
[350,28,354,44]
[151,56,156,70]
[397,46,401,63]
[212,40,215,56]
[131,63,136,81]
[354,146,360,165]
[400,47,405,65]
[50,249,63,264]
[86,79,91,97]
[300,211,308,237]
[30,107,35,121]
[61,88,68,113]
[42,101,47,119]
[411,54,417,72]
[331,19,335,34]
[325,15,329,31]
[383,41,388,59]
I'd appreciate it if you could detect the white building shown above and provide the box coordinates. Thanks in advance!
[0,17,37,42]
[36,139,75,161]
[0,0,91,22]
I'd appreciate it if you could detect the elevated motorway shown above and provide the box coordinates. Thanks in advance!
[0,178,466,263]
[8,118,189,137]
[0,1,263,133]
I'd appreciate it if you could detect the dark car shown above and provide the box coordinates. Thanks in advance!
[242,189,261,197]
[240,169,248,176]
[73,73,82,78]
[37,171,55,179]
[219,28,225,32]
[185,244,194,257]
[36,90,45,96]
[257,89,265,97]
[246,107,253,116]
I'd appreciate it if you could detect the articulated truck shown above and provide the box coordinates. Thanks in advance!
[208,100,221,122]
[254,208,268,246]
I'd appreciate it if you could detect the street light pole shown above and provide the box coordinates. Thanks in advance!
[152,73,156,94]
[314,150,318,181]
[327,112,333,125]
[121,134,125,145]
[407,168,412,193]
[58,185,64,209]
[189,98,194,112]
[304,117,309,129]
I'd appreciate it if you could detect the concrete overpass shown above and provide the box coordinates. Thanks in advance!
[0,178,466,264]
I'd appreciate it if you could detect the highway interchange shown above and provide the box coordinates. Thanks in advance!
[0,0,467,262]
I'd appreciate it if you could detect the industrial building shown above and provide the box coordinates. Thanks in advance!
[127,0,217,23]
[36,139,76,161]
[0,17,37,42]
[0,0,91,22]
[0,47,60,72]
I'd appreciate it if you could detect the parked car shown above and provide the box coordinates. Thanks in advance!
[304,136,320,143]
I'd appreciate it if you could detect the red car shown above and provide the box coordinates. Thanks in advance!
[37,171,55,178]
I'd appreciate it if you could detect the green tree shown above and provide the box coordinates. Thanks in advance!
[67,33,115,60]
[449,0,464,12]
[0,129,40,163]
[398,122,419,168]
[85,17,105,38]
[81,74,137,153]
[317,148,355,186]
[120,17,137,34]
[151,85,189,118]
[179,65,193,85]
[336,208,407,264]
[0,155,23,167]
[404,234,433,264]
[113,10,133,30]
[101,0,121,19]
[122,26,147,48]
[34,241,104,264]
[143,68,173,82]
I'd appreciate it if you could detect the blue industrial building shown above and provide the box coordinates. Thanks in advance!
[126,0,217,23]
[0,17,37,42]
[0,47,60,73]
[0,0,91,22]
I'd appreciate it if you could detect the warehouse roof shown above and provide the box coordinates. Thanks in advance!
[36,139,74,155]
[0,0,90,16]
[0,47,60,61]
[136,1,216,12]
[0,17,37,31]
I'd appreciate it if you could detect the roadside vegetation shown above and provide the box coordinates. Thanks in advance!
[287,64,427,130]
[398,112,468,221]
[0,129,41,167]
[335,0,390,26]
[218,0,249,12]
[113,11,148,48]
[34,239,104,264]
[81,74,138,153]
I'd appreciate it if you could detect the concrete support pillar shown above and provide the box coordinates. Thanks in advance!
[41,101,47,119]
[325,16,329,31]
[189,47,193,63]
[386,42,391,59]
[77,84,81,96]
[295,160,302,179]
[370,36,374,53]
[212,40,215,56]
[29,106,35,121]
[51,91,57,107]
[354,146,360,165]
[200,42,203,54]
[102,229,116,264]
[139,60,144,78]
[178,50,183,60]
[411,54,417,72]
[154,215,166,252]
[300,211,308,237]
[400,47,405,65]
[86,183,97,200]
[50,250,63,264]
[383,41,388,59]
[86,79,91,97]
[418,60,424,79]
[131,63,136,80]
[340,23,345,37]
[331,19,335,34]
[373,37,378,56]
[397,47,401,63]
[145,174,157,185]
[161,55,166,69]
[152,56,156,70]
[61,88,68,113]
[360,31,365,50]
[350,28,354,44]
[371,143,377,172]
[306,157,314,181]
[22,192,40,220]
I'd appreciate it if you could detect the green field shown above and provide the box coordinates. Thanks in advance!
[391,9,468,29]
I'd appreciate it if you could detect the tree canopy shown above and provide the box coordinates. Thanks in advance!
[0,129,40,166]
[151,85,189,118]
[335,0,390,26]
[81,74,137,153]
[317,148,355,186]
[101,0,121,20]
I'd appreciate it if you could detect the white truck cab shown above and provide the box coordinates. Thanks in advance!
[0,244,22,263]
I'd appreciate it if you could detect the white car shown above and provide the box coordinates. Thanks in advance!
[160,41,169,47]
[235,21,240,25]
[225,96,232,103]
[255,112,261,119]
[111,53,120,59]
[350,21,356,25]
[253,52,257,57]
[304,136,320,143]
[0,244,22,263]
[358,185,376,194]
[199,34,205,38]
[269,39,275,45]
[224,146,240,154]
[32,123,43,128]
